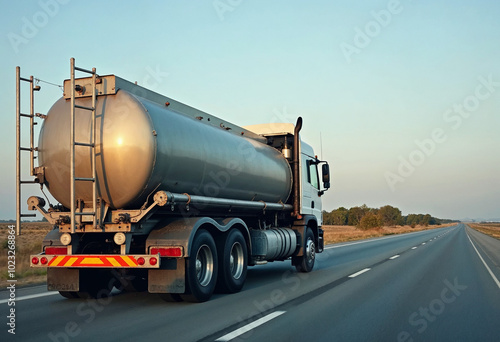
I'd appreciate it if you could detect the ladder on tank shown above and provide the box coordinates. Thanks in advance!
[15,68,40,235]
[69,58,98,233]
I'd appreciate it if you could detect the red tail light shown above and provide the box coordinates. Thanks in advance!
[149,257,158,266]
[150,247,183,257]
[40,257,48,265]
[32,257,39,265]
[137,257,145,265]
[45,247,68,255]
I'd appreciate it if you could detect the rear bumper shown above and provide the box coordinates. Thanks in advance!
[30,254,160,268]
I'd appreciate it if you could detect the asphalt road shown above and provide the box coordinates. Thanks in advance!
[2,223,499,341]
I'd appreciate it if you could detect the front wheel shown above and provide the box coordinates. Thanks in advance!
[182,229,218,302]
[295,228,316,273]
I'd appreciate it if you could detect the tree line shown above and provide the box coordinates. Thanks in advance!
[323,205,459,230]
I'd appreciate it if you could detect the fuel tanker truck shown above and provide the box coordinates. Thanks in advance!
[18,59,330,302]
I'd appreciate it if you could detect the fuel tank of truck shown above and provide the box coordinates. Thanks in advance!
[38,89,292,209]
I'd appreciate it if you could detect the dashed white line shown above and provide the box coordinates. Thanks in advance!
[389,255,400,260]
[422,243,426,245]
[0,291,58,304]
[215,311,286,341]
[348,268,371,278]
[412,247,417,250]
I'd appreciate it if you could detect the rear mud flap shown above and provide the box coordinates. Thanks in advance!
[48,268,79,292]
[148,259,185,293]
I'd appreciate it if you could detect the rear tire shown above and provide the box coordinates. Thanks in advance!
[182,229,218,302]
[295,228,316,273]
[217,229,247,293]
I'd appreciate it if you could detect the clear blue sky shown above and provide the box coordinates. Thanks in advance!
[1,0,499,220]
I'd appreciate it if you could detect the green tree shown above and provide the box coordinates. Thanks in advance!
[331,207,348,225]
[378,205,402,226]
[358,212,383,230]
[422,214,432,227]
[323,210,334,225]
[348,205,369,226]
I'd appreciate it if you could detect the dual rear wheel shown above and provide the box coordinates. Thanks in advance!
[181,229,248,302]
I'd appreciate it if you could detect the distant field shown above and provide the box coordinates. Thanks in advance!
[323,223,456,245]
[468,223,500,240]
[0,222,52,288]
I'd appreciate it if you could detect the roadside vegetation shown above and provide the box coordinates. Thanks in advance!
[324,204,458,230]
[0,222,51,288]
[323,223,456,245]
[468,223,500,240]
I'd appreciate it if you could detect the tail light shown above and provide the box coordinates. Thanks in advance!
[40,257,48,265]
[32,257,39,265]
[45,246,68,255]
[150,247,183,257]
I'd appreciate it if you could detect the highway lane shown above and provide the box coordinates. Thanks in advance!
[212,224,500,341]
[2,224,499,341]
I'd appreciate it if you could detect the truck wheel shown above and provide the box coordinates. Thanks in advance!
[182,229,218,302]
[217,229,247,293]
[295,228,316,273]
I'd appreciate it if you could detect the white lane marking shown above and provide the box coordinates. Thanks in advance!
[412,247,417,250]
[422,243,426,245]
[466,232,500,289]
[389,255,400,260]
[0,291,59,304]
[348,268,371,278]
[216,311,286,341]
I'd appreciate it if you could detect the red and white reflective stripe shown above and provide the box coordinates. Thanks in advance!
[30,255,159,268]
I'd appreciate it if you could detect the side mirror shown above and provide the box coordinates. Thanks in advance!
[322,164,330,189]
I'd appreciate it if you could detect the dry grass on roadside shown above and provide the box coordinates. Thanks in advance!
[468,223,500,240]
[0,222,52,288]
[323,224,455,245]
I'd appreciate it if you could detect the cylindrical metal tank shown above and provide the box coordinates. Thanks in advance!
[38,90,292,209]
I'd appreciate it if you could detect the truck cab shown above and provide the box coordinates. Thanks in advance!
[243,122,330,226]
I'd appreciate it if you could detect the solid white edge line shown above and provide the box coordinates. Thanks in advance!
[348,268,371,278]
[216,311,286,341]
[389,255,400,260]
[0,291,59,304]
[466,231,500,289]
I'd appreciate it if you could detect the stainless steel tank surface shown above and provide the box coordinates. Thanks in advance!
[38,90,292,209]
